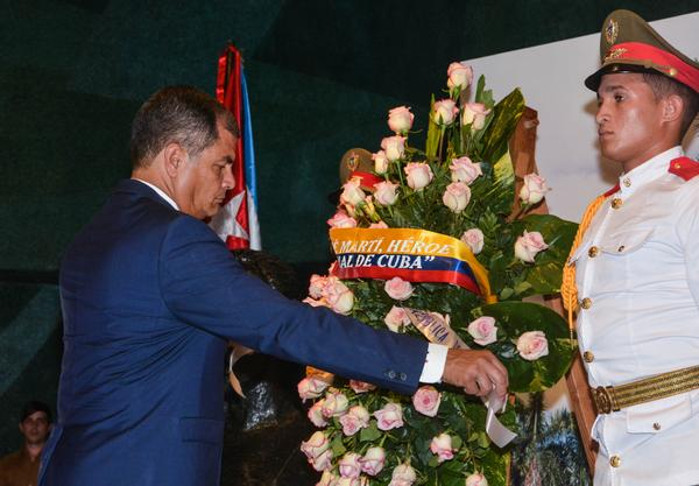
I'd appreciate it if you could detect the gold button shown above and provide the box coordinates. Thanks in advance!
[580,297,592,309]
[611,198,622,209]
[588,246,599,258]
[622,177,631,188]
[610,455,621,468]
[653,422,661,431]
[669,68,678,77]
[583,351,595,363]
[675,163,682,169]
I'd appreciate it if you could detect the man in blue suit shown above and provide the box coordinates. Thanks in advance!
[40,86,508,486]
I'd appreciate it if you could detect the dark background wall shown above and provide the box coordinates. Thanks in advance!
[1,0,698,453]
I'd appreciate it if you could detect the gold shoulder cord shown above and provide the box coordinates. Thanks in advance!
[560,193,612,335]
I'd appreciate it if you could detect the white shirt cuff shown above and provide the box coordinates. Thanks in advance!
[419,343,448,383]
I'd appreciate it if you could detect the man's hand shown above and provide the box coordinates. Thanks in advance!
[441,349,508,398]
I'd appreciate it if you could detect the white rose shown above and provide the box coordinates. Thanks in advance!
[449,156,482,184]
[338,452,362,479]
[519,173,549,205]
[297,377,330,402]
[322,279,354,315]
[389,463,417,486]
[388,106,414,134]
[321,390,349,417]
[360,447,386,476]
[429,433,455,463]
[339,405,370,437]
[516,330,549,361]
[372,150,389,174]
[381,135,406,162]
[404,162,433,191]
[442,182,471,212]
[307,400,328,427]
[514,230,549,263]
[327,210,357,229]
[460,228,484,254]
[432,99,459,126]
[447,61,473,92]
[373,181,399,206]
[467,316,498,346]
[340,177,366,206]
[462,102,491,131]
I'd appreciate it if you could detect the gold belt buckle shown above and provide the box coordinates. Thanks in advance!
[592,386,614,414]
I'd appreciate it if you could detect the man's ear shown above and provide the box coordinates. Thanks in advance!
[163,142,187,178]
[662,94,684,124]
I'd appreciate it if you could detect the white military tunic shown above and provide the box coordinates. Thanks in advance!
[571,146,699,486]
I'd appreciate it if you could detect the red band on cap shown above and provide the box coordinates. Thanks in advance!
[350,171,383,190]
[606,42,699,92]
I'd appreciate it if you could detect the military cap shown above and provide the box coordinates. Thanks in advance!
[339,147,382,190]
[585,9,699,93]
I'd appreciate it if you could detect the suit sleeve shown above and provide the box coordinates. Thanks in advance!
[158,216,428,394]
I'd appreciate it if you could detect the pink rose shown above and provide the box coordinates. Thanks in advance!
[447,61,474,91]
[307,400,328,427]
[327,210,357,229]
[466,472,489,486]
[467,316,498,346]
[432,99,459,126]
[311,449,333,472]
[349,380,377,394]
[384,305,410,332]
[514,230,549,263]
[389,463,417,486]
[442,182,471,212]
[373,402,404,431]
[519,173,549,205]
[316,470,337,486]
[404,162,433,191]
[412,386,441,417]
[462,102,491,131]
[381,135,406,162]
[322,279,354,315]
[388,106,415,134]
[460,228,484,255]
[384,277,414,301]
[308,274,327,299]
[340,177,366,207]
[517,330,549,361]
[449,156,482,184]
[301,431,330,462]
[430,433,455,463]
[369,221,388,229]
[297,377,330,402]
[360,446,386,476]
[373,181,399,206]
[335,478,366,486]
[372,150,389,174]
[321,390,349,417]
[339,405,370,436]
[339,452,362,479]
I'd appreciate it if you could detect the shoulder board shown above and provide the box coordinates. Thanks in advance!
[668,157,699,181]
[603,183,620,197]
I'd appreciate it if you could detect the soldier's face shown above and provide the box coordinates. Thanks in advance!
[596,73,666,171]
[174,121,237,220]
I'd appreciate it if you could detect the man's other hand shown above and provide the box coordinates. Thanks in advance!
[441,349,508,398]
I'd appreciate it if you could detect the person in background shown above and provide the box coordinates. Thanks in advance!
[0,401,52,486]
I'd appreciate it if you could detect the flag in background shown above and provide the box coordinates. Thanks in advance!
[210,43,262,250]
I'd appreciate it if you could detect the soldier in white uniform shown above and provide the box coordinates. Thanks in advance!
[563,9,699,486]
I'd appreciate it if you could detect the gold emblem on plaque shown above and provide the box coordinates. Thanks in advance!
[605,18,619,45]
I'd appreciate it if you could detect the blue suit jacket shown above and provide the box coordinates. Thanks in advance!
[40,179,428,486]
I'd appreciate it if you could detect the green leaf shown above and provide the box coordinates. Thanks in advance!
[331,433,346,456]
[479,301,576,392]
[425,95,440,158]
[359,422,382,442]
[480,88,525,164]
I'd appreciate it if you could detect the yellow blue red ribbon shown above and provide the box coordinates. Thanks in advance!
[329,227,495,302]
